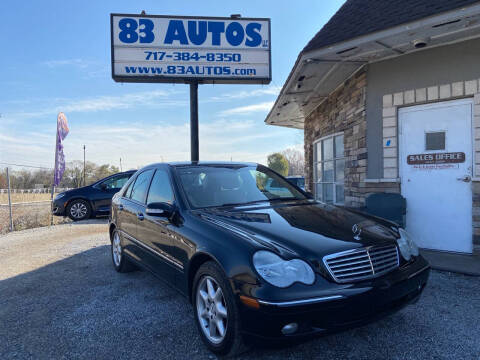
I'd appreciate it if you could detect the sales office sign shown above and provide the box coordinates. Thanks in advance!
[407,152,466,165]
[110,14,271,84]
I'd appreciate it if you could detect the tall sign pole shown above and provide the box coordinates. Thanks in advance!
[190,81,199,162]
[110,13,271,162]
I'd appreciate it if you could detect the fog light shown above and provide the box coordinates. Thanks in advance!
[281,323,298,335]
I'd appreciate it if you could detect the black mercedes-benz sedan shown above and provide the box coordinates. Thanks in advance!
[53,170,135,221]
[109,162,429,356]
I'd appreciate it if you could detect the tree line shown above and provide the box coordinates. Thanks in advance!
[0,161,123,189]
[267,148,305,177]
[0,148,304,189]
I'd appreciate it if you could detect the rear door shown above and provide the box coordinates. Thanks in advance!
[116,178,137,240]
[118,169,154,263]
[136,168,179,285]
[92,173,132,214]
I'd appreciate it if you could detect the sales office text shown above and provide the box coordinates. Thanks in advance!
[118,18,268,48]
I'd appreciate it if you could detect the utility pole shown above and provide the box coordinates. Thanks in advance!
[83,145,86,186]
[119,158,122,172]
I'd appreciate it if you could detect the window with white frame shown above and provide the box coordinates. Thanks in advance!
[313,133,345,204]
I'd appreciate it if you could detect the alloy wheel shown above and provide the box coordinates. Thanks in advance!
[70,202,87,219]
[112,232,122,266]
[196,276,228,344]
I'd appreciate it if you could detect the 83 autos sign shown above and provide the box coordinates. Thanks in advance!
[111,14,271,84]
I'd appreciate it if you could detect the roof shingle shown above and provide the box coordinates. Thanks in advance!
[303,0,480,52]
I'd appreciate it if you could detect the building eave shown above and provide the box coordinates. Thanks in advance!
[265,2,480,129]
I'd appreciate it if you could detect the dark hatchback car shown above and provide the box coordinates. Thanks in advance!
[109,162,429,356]
[53,170,135,221]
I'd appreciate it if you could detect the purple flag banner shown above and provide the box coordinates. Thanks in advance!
[54,112,69,186]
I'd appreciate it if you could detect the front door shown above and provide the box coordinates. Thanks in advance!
[399,99,473,253]
[93,173,132,214]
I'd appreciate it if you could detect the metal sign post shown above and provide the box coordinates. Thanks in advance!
[190,81,199,162]
[110,13,271,161]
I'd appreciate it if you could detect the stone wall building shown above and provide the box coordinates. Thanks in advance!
[265,0,480,256]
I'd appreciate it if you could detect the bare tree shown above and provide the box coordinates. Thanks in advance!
[281,148,305,176]
[0,169,7,188]
[3,161,123,189]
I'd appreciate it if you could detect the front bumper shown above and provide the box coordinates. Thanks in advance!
[237,256,430,339]
[51,199,66,216]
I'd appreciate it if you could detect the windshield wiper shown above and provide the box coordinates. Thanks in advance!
[215,199,271,208]
[216,197,302,208]
[267,197,300,202]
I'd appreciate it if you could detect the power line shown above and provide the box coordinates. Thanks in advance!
[0,162,53,170]
[1,157,53,168]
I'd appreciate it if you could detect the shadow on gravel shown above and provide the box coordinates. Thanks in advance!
[1,243,479,360]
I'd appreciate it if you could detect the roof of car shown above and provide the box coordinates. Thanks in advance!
[303,0,479,52]
[146,161,260,167]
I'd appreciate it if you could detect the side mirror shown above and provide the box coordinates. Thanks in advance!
[100,183,107,191]
[305,191,315,199]
[146,202,175,218]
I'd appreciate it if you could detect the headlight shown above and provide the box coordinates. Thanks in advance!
[398,228,419,257]
[396,228,419,261]
[253,250,315,288]
[55,193,66,200]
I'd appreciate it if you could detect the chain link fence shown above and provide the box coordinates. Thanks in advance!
[0,168,72,234]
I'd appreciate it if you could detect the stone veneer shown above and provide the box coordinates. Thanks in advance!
[381,80,480,254]
[304,69,479,254]
[304,67,399,209]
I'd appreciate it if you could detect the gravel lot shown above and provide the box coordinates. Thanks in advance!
[1,222,479,360]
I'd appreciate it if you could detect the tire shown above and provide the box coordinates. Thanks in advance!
[111,230,137,273]
[66,199,91,221]
[192,261,247,357]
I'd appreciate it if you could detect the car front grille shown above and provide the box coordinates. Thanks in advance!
[323,244,399,283]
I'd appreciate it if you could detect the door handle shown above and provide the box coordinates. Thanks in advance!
[118,204,124,211]
[456,175,471,183]
[137,212,144,221]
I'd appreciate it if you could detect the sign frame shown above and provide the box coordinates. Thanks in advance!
[110,13,272,85]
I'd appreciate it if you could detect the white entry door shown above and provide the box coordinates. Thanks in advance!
[399,99,473,253]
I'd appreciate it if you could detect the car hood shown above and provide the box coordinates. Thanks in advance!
[199,200,399,263]
[58,186,91,197]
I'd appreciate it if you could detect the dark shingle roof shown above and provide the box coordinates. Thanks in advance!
[304,0,480,52]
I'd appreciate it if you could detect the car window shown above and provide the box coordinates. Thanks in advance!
[123,180,134,198]
[176,165,305,209]
[130,169,154,203]
[253,170,295,198]
[146,169,174,205]
[101,173,131,190]
[268,179,281,188]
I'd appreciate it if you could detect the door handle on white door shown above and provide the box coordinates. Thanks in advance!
[456,175,471,183]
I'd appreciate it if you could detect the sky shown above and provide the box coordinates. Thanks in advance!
[0,0,344,171]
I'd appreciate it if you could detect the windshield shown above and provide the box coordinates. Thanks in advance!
[176,165,307,209]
